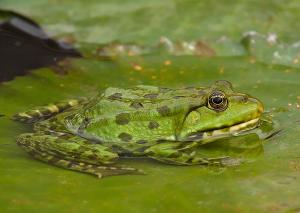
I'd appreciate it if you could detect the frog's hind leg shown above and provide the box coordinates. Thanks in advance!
[16,133,142,178]
[12,98,87,123]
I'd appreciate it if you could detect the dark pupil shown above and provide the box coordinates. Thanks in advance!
[212,96,223,104]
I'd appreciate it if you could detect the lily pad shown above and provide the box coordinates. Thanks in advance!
[0,55,300,213]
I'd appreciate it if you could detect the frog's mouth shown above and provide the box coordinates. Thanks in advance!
[185,118,260,142]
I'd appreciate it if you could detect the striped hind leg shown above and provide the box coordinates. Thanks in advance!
[16,133,142,178]
[12,98,87,123]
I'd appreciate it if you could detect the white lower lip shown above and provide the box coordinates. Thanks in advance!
[185,118,261,142]
[229,118,260,133]
[209,118,260,137]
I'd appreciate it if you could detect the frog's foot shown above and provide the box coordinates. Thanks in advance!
[12,98,87,123]
[145,142,229,166]
[16,133,142,178]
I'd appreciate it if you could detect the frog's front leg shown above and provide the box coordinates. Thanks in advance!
[145,142,229,165]
[17,133,142,178]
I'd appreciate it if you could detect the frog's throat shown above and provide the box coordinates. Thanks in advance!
[185,118,260,142]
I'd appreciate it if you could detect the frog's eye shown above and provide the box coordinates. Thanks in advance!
[208,91,228,112]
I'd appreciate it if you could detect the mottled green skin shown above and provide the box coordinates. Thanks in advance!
[14,80,264,178]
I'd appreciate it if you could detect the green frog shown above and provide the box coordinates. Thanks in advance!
[13,80,271,178]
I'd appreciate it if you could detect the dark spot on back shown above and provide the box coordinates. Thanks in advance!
[115,113,130,125]
[144,93,158,99]
[136,140,148,144]
[118,133,132,142]
[130,102,144,109]
[157,105,171,116]
[148,121,159,129]
[108,93,122,100]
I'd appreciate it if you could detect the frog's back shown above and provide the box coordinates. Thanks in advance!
[64,85,207,144]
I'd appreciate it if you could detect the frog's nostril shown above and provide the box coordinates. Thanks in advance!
[242,95,248,103]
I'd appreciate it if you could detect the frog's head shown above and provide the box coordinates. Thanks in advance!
[180,80,264,141]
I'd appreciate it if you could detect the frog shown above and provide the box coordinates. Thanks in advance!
[13,80,270,178]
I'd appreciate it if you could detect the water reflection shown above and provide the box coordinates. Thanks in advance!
[190,116,280,166]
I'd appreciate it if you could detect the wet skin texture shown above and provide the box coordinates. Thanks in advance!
[13,80,264,178]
